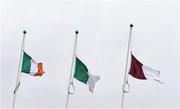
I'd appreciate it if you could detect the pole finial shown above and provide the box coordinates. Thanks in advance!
[75,30,79,34]
[130,24,133,28]
[23,30,27,34]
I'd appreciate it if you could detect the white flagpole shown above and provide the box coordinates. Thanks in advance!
[121,24,133,108]
[12,30,27,109]
[65,30,79,109]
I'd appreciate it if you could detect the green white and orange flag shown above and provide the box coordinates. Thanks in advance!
[74,57,100,93]
[21,52,45,76]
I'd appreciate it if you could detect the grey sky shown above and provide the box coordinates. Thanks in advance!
[1,0,180,108]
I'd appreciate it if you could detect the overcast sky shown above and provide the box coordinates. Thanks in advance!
[1,0,180,108]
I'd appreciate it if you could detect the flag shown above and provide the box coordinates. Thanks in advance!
[21,52,44,76]
[129,54,163,83]
[74,57,100,93]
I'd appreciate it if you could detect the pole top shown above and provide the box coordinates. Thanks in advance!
[23,30,27,34]
[75,30,79,34]
[130,24,133,28]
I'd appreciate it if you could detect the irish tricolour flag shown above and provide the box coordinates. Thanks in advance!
[129,54,163,84]
[74,57,100,93]
[21,52,44,76]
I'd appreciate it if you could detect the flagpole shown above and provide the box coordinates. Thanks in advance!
[121,24,133,109]
[65,30,79,109]
[12,30,27,109]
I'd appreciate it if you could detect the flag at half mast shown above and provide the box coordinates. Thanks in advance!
[129,54,163,84]
[21,52,45,76]
[74,57,100,93]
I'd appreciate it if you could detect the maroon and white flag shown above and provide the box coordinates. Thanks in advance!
[129,54,164,84]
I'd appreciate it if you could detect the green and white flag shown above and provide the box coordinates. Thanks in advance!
[74,57,100,93]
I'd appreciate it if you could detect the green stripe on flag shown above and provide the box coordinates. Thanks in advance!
[74,57,89,84]
[21,52,32,74]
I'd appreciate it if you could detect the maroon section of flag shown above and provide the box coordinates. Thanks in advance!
[129,54,146,80]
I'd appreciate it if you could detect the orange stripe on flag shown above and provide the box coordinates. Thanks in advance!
[35,63,44,76]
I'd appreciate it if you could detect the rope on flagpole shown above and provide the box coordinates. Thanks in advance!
[65,30,79,109]
[121,24,133,109]
[12,30,27,109]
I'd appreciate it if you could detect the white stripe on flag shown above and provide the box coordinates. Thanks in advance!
[30,59,38,76]
[142,65,164,84]
[87,72,100,93]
